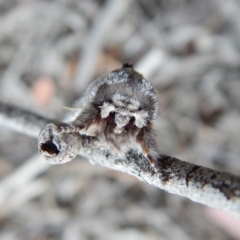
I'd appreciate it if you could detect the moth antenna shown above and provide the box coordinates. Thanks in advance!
[62,106,82,111]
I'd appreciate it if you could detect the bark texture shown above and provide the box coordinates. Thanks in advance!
[1,102,239,216]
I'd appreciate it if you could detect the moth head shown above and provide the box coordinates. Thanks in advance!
[94,64,158,134]
[100,95,148,130]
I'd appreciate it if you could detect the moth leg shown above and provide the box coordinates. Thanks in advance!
[72,106,101,130]
[41,122,84,135]
[137,127,159,167]
[42,106,99,135]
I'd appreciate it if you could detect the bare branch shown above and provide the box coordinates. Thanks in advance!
[38,125,240,217]
[0,101,239,217]
[0,101,52,137]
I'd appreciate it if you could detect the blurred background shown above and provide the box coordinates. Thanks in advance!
[0,0,240,239]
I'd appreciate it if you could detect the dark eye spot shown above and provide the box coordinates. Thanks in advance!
[105,111,115,124]
[125,117,135,130]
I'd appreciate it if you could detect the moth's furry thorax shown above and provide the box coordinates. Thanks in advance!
[80,65,159,155]
[41,64,160,166]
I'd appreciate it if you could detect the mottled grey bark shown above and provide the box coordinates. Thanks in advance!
[0,102,52,137]
[0,101,240,217]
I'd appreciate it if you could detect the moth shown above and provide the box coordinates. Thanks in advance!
[39,64,159,166]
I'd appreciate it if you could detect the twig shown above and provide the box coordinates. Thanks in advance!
[0,101,239,217]
[0,102,52,137]
[39,129,240,217]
